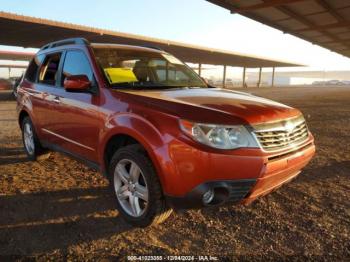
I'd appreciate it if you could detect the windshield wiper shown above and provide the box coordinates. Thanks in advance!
[110,82,148,89]
[110,82,139,87]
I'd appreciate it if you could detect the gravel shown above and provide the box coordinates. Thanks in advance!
[0,86,349,260]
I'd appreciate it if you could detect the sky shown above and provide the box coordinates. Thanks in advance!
[1,0,350,80]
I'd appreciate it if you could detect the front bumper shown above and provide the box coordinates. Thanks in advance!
[164,136,315,210]
[166,179,257,209]
[242,143,315,204]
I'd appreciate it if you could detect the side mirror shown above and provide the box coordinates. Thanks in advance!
[64,75,91,92]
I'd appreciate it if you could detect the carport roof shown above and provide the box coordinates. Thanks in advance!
[0,51,34,61]
[0,64,27,69]
[0,11,300,67]
[206,0,350,58]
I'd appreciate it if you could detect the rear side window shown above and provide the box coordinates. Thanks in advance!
[25,54,44,82]
[61,50,94,85]
[38,53,62,86]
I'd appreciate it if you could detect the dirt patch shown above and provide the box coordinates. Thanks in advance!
[0,87,349,260]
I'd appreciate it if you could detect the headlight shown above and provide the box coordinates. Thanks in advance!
[179,120,259,150]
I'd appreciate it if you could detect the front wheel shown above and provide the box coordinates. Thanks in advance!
[109,144,172,227]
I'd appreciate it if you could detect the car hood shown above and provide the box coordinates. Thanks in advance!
[118,88,301,125]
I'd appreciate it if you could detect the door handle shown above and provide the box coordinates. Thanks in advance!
[53,96,61,103]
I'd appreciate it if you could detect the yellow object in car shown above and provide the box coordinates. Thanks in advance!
[104,68,138,84]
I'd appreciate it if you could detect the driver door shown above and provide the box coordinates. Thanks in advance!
[48,50,102,163]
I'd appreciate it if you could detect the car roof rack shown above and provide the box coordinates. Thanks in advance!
[39,38,90,51]
[140,45,164,51]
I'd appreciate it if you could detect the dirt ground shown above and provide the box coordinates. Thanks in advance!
[0,86,349,261]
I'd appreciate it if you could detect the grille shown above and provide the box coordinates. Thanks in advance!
[253,116,309,152]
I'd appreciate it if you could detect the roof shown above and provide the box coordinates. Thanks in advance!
[0,11,300,67]
[206,0,350,58]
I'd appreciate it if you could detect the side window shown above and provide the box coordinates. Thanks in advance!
[25,54,45,82]
[61,50,94,85]
[38,53,62,86]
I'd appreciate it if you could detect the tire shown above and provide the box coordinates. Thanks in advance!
[108,144,172,227]
[21,116,44,161]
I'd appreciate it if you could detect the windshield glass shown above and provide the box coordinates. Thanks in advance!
[92,47,208,89]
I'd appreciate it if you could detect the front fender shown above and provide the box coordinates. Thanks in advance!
[99,113,172,188]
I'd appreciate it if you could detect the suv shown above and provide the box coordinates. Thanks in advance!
[17,38,315,227]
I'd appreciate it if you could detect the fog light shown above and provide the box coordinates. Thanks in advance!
[202,189,214,205]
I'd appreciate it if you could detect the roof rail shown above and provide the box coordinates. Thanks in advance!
[140,45,164,51]
[40,38,90,51]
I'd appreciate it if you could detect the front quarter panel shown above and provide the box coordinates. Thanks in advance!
[99,112,176,189]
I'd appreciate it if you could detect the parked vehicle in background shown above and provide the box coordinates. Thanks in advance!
[313,80,350,86]
[340,80,350,85]
[312,81,324,86]
[17,38,316,227]
[0,78,12,90]
[327,80,341,85]
[12,74,24,98]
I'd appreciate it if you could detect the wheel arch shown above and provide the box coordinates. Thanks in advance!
[100,114,168,188]
[18,109,30,129]
[103,133,140,173]
[101,131,167,190]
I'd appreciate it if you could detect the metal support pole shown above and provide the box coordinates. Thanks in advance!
[223,65,227,88]
[242,67,246,88]
[198,63,202,77]
[271,67,275,87]
[258,67,262,87]
[8,68,11,79]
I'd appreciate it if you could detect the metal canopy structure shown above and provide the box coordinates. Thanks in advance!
[207,0,350,58]
[259,70,350,79]
[0,64,27,69]
[0,11,299,68]
[0,50,34,61]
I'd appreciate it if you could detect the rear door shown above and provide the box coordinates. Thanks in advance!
[19,54,45,130]
[30,52,64,143]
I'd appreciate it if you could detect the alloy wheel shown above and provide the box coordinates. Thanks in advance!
[23,122,35,155]
[114,159,149,217]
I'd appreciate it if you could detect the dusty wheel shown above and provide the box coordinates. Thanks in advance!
[21,116,44,161]
[109,144,172,227]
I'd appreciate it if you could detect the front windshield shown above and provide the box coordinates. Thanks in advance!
[92,47,208,89]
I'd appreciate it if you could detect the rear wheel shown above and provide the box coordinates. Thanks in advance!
[109,144,172,227]
[21,116,44,161]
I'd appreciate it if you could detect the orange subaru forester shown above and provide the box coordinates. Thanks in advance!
[17,38,315,227]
